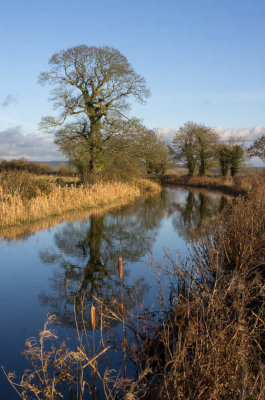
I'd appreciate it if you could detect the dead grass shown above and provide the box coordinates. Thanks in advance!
[161,172,264,195]
[0,197,141,241]
[134,183,265,400]
[0,172,160,228]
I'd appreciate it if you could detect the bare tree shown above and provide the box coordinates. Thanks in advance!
[247,135,265,164]
[39,45,150,178]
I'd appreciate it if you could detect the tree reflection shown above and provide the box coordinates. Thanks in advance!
[170,190,229,240]
[38,193,168,328]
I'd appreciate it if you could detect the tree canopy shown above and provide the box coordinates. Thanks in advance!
[171,122,219,176]
[39,45,150,179]
[217,143,244,177]
[247,135,265,163]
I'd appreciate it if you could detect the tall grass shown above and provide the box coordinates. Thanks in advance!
[161,172,264,195]
[0,171,160,228]
[134,184,265,399]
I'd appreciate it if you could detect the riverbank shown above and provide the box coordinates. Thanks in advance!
[128,182,265,400]
[160,172,264,195]
[0,171,161,228]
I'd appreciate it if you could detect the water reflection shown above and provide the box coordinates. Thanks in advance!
[169,190,229,240]
[37,188,229,328]
[38,193,168,327]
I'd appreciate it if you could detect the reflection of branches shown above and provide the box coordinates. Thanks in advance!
[171,191,229,241]
[39,193,168,328]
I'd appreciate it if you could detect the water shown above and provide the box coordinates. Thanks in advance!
[0,187,228,399]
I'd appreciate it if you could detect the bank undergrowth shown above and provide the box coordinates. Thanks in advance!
[161,172,264,195]
[0,171,160,228]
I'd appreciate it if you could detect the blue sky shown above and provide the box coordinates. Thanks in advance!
[1,0,265,160]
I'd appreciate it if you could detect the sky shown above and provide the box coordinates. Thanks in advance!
[1,0,265,161]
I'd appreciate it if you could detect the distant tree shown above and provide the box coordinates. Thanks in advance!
[247,135,265,163]
[230,145,244,176]
[39,45,150,180]
[0,158,53,175]
[217,143,244,177]
[57,162,74,176]
[217,144,231,177]
[172,122,219,176]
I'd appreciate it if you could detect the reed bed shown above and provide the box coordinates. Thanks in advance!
[0,196,142,241]
[0,172,160,228]
[161,172,264,195]
[133,183,265,400]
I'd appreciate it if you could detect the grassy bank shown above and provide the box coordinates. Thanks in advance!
[0,171,160,228]
[161,172,264,195]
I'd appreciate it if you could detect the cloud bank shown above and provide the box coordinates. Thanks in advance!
[0,126,64,161]
[0,124,264,162]
[156,125,265,143]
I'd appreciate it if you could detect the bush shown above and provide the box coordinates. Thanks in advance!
[0,171,52,200]
[0,158,54,175]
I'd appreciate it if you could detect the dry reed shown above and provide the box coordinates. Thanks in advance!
[161,172,264,195]
[118,257,123,280]
[0,174,160,228]
[132,183,265,400]
[91,305,96,332]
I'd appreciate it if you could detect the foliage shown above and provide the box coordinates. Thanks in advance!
[172,122,219,176]
[0,171,52,200]
[39,45,150,179]
[247,135,265,163]
[217,144,231,177]
[0,158,53,175]
[55,118,168,181]
[230,144,244,176]
[103,119,168,179]
[217,143,244,177]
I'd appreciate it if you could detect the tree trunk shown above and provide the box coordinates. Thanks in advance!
[89,121,100,173]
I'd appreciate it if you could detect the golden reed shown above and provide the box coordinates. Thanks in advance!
[0,178,161,228]
[118,257,123,280]
[0,180,159,228]
[90,305,96,332]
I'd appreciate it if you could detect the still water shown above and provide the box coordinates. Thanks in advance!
[0,187,228,399]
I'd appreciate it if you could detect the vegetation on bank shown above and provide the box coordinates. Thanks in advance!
[4,179,264,400]
[170,121,247,177]
[0,158,75,176]
[0,171,160,228]
[137,183,264,400]
[161,171,264,195]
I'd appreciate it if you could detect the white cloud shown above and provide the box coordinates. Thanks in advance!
[155,126,176,142]
[214,126,265,142]
[0,126,65,161]
[156,125,265,143]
